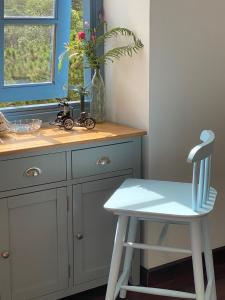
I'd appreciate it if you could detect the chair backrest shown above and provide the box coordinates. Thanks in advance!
[187,130,215,211]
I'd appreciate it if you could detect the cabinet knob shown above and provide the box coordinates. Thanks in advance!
[1,251,10,259]
[24,167,42,177]
[76,233,84,240]
[96,156,111,166]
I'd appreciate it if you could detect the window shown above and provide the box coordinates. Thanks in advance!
[0,0,103,116]
[0,0,71,102]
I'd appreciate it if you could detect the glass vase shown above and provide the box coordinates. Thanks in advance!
[90,68,105,123]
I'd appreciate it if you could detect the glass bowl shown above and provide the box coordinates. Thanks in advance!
[10,119,42,134]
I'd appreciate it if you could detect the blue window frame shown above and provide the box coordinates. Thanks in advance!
[0,0,103,122]
[0,0,71,102]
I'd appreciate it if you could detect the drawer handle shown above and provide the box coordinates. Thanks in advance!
[96,156,111,166]
[1,251,10,259]
[24,167,42,177]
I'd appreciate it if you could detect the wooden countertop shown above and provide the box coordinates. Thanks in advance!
[0,122,146,156]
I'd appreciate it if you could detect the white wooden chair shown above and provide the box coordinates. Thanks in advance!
[104,130,217,300]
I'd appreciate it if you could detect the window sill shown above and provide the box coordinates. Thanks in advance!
[1,101,90,122]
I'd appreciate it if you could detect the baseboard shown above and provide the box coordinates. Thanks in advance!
[140,246,225,288]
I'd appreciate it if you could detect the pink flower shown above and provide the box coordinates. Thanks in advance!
[91,33,96,42]
[78,31,86,40]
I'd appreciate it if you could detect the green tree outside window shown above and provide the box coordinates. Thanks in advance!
[0,0,83,108]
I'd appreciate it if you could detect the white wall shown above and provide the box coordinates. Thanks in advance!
[147,0,225,268]
[104,0,225,269]
[104,0,150,178]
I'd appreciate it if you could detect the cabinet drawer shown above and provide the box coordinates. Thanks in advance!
[72,142,135,178]
[0,152,66,191]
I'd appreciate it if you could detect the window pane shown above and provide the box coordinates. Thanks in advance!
[4,25,54,85]
[4,0,55,18]
[0,0,84,108]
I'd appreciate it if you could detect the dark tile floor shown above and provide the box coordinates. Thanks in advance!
[66,260,225,299]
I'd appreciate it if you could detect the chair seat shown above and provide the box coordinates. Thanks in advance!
[104,179,217,220]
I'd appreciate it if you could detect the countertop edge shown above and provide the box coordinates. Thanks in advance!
[0,122,147,157]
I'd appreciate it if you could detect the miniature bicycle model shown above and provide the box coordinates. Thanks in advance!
[50,98,96,130]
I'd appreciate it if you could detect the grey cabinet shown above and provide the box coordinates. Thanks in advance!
[0,135,142,299]
[73,174,131,285]
[0,199,11,300]
[0,188,68,300]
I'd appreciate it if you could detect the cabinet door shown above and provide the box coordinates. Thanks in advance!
[73,174,131,285]
[0,199,11,300]
[5,188,68,300]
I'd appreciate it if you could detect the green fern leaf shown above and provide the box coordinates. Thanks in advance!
[96,27,138,47]
[58,48,70,71]
[98,36,143,65]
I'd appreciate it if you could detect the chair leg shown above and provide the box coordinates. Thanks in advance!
[201,218,217,300]
[120,217,138,299]
[190,220,205,300]
[105,215,129,300]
